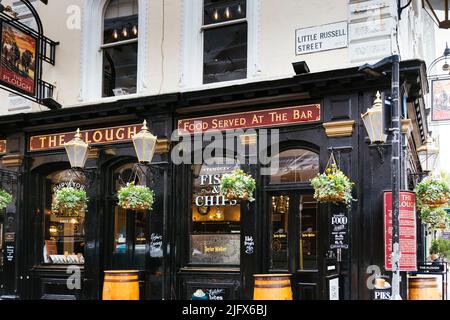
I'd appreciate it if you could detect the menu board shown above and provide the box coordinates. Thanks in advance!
[191,234,240,265]
[384,191,417,271]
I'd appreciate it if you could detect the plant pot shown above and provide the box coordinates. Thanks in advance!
[120,199,150,211]
[318,192,345,203]
[422,196,449,207]
[225,189,249,201]
[54,202,85,216]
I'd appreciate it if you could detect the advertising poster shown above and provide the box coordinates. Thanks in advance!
[0,21,37,96]
[384,191,417,271]
[432,79,450,121]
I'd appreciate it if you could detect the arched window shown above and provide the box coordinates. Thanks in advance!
[270,149,319,184]
[102,0,138,97]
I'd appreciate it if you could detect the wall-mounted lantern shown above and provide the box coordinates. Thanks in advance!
[64,128,89,169]
[361,91,388,144]
[417,135,439,174]
[132,120,158,164]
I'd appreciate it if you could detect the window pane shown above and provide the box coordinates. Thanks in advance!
[204,0,246,25]
[270,149,319,184]
[299,195,317,270]
[103,43,137,97]
[270,194,289,270]
[203,23,247,84]
[44,170,85,265]
[190,161,241,265]
[104,0,138,44]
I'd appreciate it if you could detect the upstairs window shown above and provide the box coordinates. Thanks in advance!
[102,0,138,97]
[202,0,247,84]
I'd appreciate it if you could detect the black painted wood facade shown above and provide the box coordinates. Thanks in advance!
[0,60,429,300]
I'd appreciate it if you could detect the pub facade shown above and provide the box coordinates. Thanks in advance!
[0,0,436,300]
[0,59,430,300]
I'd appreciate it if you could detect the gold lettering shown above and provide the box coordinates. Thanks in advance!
[116,128,125,140]
[93,131,103,143]
[59,135,65,146]
[84,132,92,144]
[48,135,57,148]
[105,129,114,141]
[39,137,47,149]
[127,126,138,139]
[293,110,300,120]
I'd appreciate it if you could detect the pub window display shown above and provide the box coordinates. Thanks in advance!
[102,0,138,97]
[43,170,86,265]
[203,0,247,84]
[190,160,241,265]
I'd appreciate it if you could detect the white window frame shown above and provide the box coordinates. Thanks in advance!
[80,0,149,102]
[181,0,261,90]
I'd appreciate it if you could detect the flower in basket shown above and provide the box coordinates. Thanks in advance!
[310,164,355,207]
[117,182,154,211]
[415,175,450,209]
[419,205,449,230]
[220,169,256,202]
[51,187,87,216]
[0,189,13,210]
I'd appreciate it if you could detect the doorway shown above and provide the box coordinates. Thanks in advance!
[268,191,319,300]
[263,147,322,300]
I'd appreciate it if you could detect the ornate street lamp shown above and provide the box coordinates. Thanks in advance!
[361,91,388,144]
[64,128,89,169]
[423,0,450,29]
[132,120,158,164]
[417,135,440,174]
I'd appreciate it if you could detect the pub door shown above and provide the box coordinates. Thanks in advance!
[267,190,321,300]
[101,161,148,299]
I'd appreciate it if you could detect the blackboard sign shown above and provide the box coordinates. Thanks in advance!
[329,212,349,249]
[149,233,163,258]
[205,288,226,300]
[417,262,446,273]
[191,234,240,265]
[6,245,14,262]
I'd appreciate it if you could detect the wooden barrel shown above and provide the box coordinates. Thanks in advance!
[253,274,293,300]
[102,270,140,300]
[408,276,441,300]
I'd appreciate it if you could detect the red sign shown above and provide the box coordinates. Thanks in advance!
[384,191,417,271]
[432,79,450,121]
[0,140,5,154]
[178,104,321,134]
[0,21,37,96]
[29,124,142,152]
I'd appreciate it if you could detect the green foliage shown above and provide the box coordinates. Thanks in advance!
[415,175,450,208]
[430,238,450,259]
[0,189,13,210]
[117,182,154,211]
[220,169,256,202]
[51,187,87,216]
[419,206,449,229]
[310,164,355,207]
[415,175,450,230]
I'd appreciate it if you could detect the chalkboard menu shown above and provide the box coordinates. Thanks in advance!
[329,212,349,249]
[191,234,240,265]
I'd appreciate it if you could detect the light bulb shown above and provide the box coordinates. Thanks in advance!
[225,7,231,19]
[237,4,242,15]
[213,8,219,21]
[112,29,119,40]
[122,26,129,38]
[132,25,138,36]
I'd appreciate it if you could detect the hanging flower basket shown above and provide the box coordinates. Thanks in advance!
[220,169,256,202]
[419,206,449,230]
[117,182,154,211]
[51,187,87,216]
[0,189,13,210]
[415,176,450,209]
[310,164,355,208]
